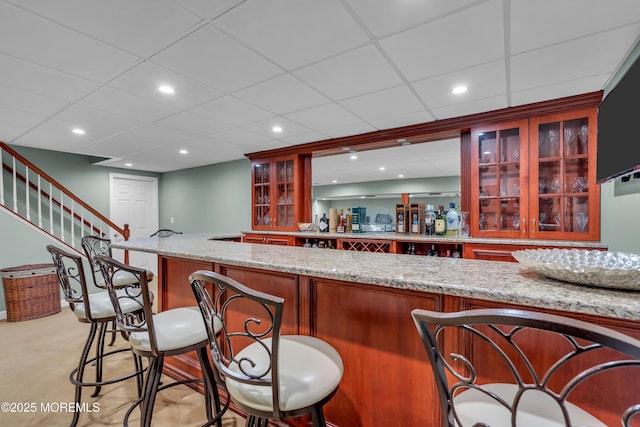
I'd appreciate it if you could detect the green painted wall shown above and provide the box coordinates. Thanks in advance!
[158,158,251,232]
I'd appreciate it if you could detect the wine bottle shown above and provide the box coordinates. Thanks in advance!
[397,210,405,233]
[425,204,435,235]
[435,206,446,236]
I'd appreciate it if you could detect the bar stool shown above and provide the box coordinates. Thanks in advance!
[46,245,145,427]
[190,270,344,427]
[94,254,225,427]
[411,308,640,427]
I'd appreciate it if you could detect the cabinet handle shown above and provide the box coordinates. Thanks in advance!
[522,218,526,234]
[531,217,537,233]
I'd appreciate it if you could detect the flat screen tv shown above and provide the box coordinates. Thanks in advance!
[597,54,640,183]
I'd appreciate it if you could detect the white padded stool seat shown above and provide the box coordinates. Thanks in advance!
[453,383,606,427]
[226,335,344,413]
[73,288,144,320]
[128,306,209,353]
[94,269,153,288]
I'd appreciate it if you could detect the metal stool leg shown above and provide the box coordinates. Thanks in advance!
[70,322,98,427]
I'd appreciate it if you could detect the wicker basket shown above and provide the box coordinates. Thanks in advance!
[1,264,61,322]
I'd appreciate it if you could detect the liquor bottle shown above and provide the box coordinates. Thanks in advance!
[435,206,446,236]
[452,244,462,258]
[411,211,419,233]
[319,213,329,232]
[446,202,459,236]
[337,214,345,233]
[397,210,405,233]
[425,204,435,235]
[426,244,439,256]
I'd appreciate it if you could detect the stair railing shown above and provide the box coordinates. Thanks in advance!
[1,142,130,261]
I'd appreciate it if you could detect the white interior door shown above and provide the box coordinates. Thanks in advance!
[109,173,158,274]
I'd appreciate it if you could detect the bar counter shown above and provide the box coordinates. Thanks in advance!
[112,232,637,322]
[112,233,640,427]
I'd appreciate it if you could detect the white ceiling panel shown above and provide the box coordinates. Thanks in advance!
[233,74,330,115]
[154,112,231,136]
[213,0,370,69]
[344,0,486,38]
[13,0,202,56]
[190,96,275,126]
[412,60,506,109]
[511,0,640,54]
[511,25,640,92]
[108,62,224,110]
[79,87,180,123]
[339,86,429,126]
[0,53,98,102]
[285,104,376,138]
[294,45,405,100]
[379,0,505,82]
[151,25,282,93]
[0,2,137,82]
[0,0,638,176]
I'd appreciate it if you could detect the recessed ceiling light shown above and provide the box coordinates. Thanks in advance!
[332,179,337,184]
[379,166,386,171]
[125,163,133,167]
[272,125,283,133]
[452,85,468,94]
[398,174,404,178]
[158,85,175,94]
[72,128,85,135]
[350,155,358,160]
[179,149,188,155]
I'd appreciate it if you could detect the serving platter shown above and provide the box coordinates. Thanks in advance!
[512,248,640,290]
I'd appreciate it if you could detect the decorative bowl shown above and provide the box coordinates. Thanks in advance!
[298,223,313,232]
[512,248,640,290]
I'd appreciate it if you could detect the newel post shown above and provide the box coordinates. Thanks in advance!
[123,224,130,264]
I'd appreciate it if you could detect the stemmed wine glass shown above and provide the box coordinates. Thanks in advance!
[512,212,520,230]
[576,212,588,231]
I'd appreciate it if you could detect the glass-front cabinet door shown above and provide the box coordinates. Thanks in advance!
[251,154,311,231]
[529,109,599,240]
[252,160,272,229]
[471,120,529,238]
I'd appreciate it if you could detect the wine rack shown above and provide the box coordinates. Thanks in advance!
[340,239,391,253]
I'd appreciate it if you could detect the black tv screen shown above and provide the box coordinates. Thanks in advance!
[597,54,640,183]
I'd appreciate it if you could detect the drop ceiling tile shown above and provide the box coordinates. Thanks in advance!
[213,0,370,69]
[12,117,98,151]
[109,62,224,110]
[430,94,507,120]
[412,59,506,108]
[205,128,270,148]
[0,122,30,141]
[79,87,180,123]
[379,0,504,81]
[339,85,429,126]
[511,74,609,107]
[84,132,170,158]
[155,112,231,136]
[0,53,98,102]
[294,45,404,100]
[511,0,640,54]
[15,0,201,56]
[130,124,200,144]
[511,25,640,92]
[151,25,282,93]
[344,0,482,38]
[0,2,138,82]
[190,96,275,126]
[0,84,68,117]
[0,107,46,129]
[278,131,330,145]
[233,74,330,115]
[172,0,247,19]
[241,116,313,140]
[284,103,376,138]
[51,104,144,143]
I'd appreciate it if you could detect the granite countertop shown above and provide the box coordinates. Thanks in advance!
[242,230,608,248]
[112,233,637,321]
